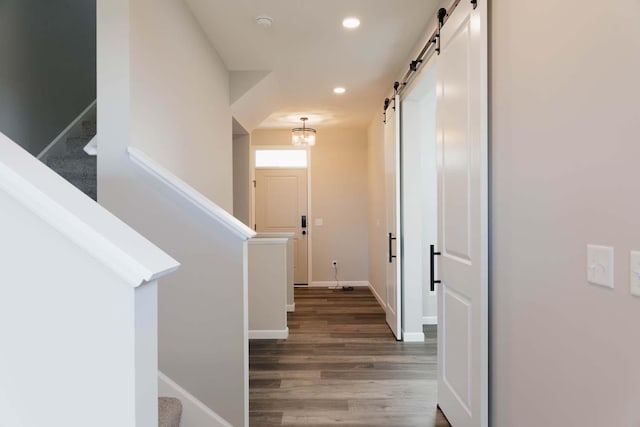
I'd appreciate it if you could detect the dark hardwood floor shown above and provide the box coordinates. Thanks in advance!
[249,287,451,427]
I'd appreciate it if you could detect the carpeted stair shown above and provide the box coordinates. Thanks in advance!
[159,397,183,427]
[46,120,97,200]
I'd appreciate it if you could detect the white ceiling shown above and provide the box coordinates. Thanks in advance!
[184,0,443,130]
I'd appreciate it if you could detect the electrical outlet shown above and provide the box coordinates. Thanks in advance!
[332,260,338,268]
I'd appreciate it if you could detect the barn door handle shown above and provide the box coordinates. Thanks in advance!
[388,233,397,263]
[430,244,441,291]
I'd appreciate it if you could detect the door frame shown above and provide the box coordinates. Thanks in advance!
[399,53,439,342]
[250,144,313,287]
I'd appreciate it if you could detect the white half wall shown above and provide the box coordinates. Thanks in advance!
[248,237,288,339]
[0,189,146,427]
[103,156,249,427]
[256,233,295,311]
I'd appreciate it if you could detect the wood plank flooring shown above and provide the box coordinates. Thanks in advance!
[249,287,451,427]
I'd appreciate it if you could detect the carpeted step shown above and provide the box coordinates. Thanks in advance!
[64,136,94,155]
[46,156,96,175]
[44,120,97,200]
[159,397,182,427]
[81,120,96,139]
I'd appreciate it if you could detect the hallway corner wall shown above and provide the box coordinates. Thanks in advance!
[233,133,251,227]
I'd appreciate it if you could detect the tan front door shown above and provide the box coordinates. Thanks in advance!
[255,168,308,285]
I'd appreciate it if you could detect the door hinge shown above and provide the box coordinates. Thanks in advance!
[254,224,257,231]
[253,180,256,188]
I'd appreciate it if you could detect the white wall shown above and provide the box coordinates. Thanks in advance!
[491,0,640,425]
[97,1,247,426]
[251,128,369,283]
[401,63,438,335]
[129,0,233,209]
[0,130,180,427]
[248,238,288,338]
[256,233,295,311]
[0,189,141,427]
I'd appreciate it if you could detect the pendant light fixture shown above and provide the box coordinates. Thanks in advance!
[291,117,316,146]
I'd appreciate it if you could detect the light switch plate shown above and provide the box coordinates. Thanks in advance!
[587,245,614,289]
[314,218,323,226]
[630,251,640,297]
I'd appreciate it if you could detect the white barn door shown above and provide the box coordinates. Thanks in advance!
[385,95,402,340]
[436,1,488,426]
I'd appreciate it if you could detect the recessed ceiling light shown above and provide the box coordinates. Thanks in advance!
[333,87,346,94]
[342,17,360,29]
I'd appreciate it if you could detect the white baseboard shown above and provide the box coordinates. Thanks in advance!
[422,316,437,325]
[367,282,386,310]
[37,100,96,161]
[403,332,425,342]
[309,281,369,288]
[286,303,295,312]
[158,371,233,427]
[248,327,289,339]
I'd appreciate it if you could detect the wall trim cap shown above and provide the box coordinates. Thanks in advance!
[129,147,256,241]
[0,133,179,287]
[248,328,289,340]
[402,332,425,342]
[422,316,438,325]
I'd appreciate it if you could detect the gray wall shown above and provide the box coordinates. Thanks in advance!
[491,0,640,425]
[97,0,248,425]
[233,133,251,227]
[0,0,96,155]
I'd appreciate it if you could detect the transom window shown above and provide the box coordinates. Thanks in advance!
[255,149,307,168]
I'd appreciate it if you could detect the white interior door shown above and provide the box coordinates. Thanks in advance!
[385,95,402,340]
[255,168,308,284]
[436,1,488,426]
